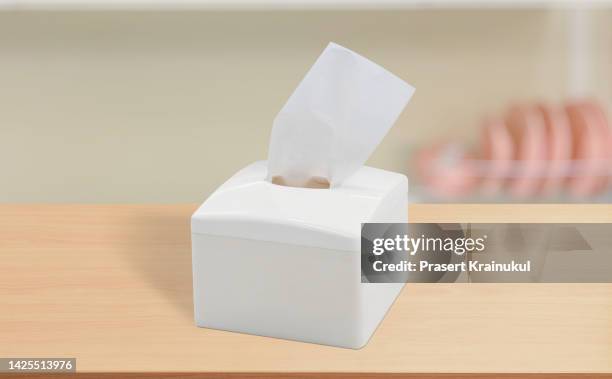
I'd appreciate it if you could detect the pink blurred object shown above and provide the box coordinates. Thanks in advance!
[565,101,608,198]
[537,104,572,195]
[479,116,514,196]
[582,101,611,194]
[505,105,548,198]
[415,100,611,200]
[415,142,479,198]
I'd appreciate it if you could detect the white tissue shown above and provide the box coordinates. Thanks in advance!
[266,42,415,188]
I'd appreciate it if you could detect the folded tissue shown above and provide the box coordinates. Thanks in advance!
[268,42,415,188]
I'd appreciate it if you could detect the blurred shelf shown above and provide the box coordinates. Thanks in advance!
[1,0,611,11]
[409,186,612,204]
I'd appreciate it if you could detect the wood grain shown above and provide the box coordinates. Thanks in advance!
[0,204,610,373]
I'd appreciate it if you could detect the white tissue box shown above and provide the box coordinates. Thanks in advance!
[191,161,407,349]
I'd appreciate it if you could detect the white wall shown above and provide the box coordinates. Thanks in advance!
[0,9,610,202]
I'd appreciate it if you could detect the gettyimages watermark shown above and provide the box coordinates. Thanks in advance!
[361,223,612,283]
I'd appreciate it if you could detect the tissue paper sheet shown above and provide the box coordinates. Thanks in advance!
[267,42,415,188]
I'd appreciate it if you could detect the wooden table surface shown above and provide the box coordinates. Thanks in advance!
[1,204,611,374]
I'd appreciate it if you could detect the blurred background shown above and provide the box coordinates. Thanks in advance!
[0,1,611,203]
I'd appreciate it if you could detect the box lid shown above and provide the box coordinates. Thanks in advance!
[191,161,406,252]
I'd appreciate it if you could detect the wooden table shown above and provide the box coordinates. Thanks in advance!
[1,204,611,375]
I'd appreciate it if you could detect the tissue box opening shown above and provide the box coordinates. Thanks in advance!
[270,175,330,189]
